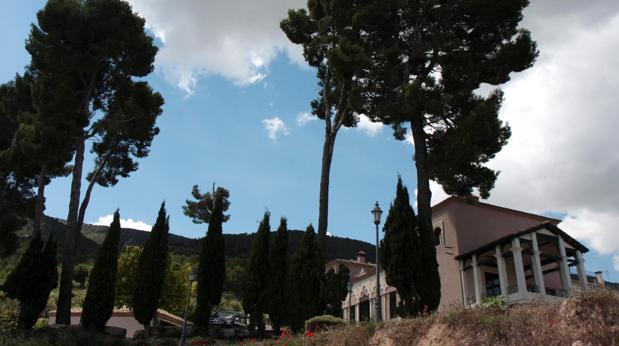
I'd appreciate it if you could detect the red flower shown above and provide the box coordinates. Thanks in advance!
[305,330,315,338]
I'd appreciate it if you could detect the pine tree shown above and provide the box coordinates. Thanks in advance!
[2,232,57,329]
[132,203,169,332]
[281,0,369,250]
[380,177,422,316]
[323,265,350,317]
[81,210,121,331]
[356,0,538,310]
[192,187,229,328]
[267,217,289,336]
[287,224,325,332]
[26,0,163,323]
[243,211,271,337]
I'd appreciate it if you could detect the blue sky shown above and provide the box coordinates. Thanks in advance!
[2,1,619,281]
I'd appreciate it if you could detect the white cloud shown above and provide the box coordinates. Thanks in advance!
[356,114,384,137]
[93,215,152,232]
[481,6,619,269]
[560,210,619,256]
[296,111,317,126]
[262,117,289,141]
[127,0,306,94]
[614,255,619,272]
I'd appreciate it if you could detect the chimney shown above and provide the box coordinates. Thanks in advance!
[594,271,606,288]
[466,195,480,203]
[356,251,367,264]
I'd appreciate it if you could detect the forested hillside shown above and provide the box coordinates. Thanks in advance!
[11,216,376,264]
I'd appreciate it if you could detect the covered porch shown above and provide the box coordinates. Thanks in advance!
[457,222,589,306]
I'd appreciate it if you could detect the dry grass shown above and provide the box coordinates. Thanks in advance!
[159,290,619,346]
[428,289,619,346]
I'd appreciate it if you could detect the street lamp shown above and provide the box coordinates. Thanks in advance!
[371,201,383,322]
[179,271,196,346]
[347,280,353,323]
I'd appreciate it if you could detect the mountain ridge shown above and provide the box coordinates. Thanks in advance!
[17,216,377,264]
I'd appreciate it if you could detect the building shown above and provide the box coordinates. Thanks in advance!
[327,196,615,322]
[47,308,185,338]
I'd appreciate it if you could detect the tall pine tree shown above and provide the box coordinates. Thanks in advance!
[2,232,57,329]
[380,177,422,316]
[81,210,121,331]
[132,202,169,332]
[26,0,164,323]
[281,0,369,250]
[267,217,288,336]
[243,211,271,337]
[287,224,325,332]
[186,186,229,328]
[356,0,538,310]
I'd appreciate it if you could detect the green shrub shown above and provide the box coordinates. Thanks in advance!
[304,314,345,332]
[480,296,507,311]
[32,319,48,330]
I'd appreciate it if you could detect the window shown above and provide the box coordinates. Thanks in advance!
[433,220,445,246]
[485,272,501,297]
[433,227,443,246]
[389,291,398,318]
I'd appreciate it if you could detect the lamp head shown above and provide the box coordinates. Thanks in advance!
[371,201,383,225]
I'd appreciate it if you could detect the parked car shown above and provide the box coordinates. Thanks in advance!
[208,311,249,338]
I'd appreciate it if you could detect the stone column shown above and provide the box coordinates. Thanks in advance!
[558,236,572,294]
[459,259,469,306]
[531,232,546,295]
[355,303,360,322]
[494,244,508,296]
[575,250,588,291]
[472,254,483,304]
[512,237,528,294]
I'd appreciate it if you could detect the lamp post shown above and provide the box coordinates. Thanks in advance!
[179,271,196,346]
[371,201,383,322]
[347,280,353,323]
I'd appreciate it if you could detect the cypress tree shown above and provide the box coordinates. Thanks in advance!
[194,187,228,328]
[287,224,325,333]
[81,210,121,331]
[267,217,288,336]
[323,264,350,317]
[132,202,169,332]
[2,232,57,329]
[242,211,271,337]
[380,177,422,316]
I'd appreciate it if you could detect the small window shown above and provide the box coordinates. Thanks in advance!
[433,227,443,246]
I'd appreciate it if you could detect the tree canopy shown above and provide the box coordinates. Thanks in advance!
[267,217,289,335]
[2,232,57,329]
[193,185,229,328]
[132,203,169,330]
[287,224,325,332]
[81,210,121,331]
[243,211,271,336]
[381,177,424,315]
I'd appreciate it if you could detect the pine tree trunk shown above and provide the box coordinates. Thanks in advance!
[17,302,26,330]
[410,118,441,310]
[76,148,112,234]
[410,118,432,237]
[317,130,337,252]
[56,137,85,325]
[33,162,48,237]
